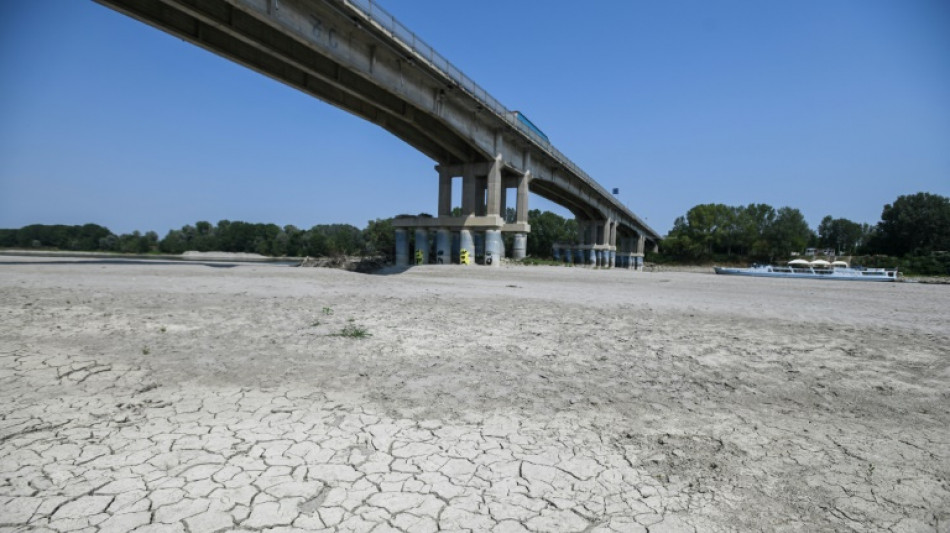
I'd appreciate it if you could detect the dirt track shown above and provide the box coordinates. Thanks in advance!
[1,257,947,532]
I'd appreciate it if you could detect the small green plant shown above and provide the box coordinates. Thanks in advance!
[322,307,334,315]
[142,346,151,355]
[336,324,370,338]
[311,319,321,327]
[159,326,167,333]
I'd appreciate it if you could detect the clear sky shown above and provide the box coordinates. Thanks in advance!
[1,0,948,237]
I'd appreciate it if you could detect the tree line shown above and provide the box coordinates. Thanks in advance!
[659,192,949,262]
[0,219,396,258]
[2,192,946,272]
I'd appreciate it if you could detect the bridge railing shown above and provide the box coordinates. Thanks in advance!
[345,0,651,233]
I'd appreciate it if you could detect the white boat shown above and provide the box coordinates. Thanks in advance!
[714,260,900,282]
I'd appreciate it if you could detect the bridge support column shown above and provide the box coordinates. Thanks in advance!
[474,232,485,262]
[459,229,474,265]
[438,170,452,217]
[435,228,451,265]
[609,221,617,268]
[395,229,409,267]
[485,229,503,266]
[516,171,530,224]
[574,247,584,265]
[462,170,477,216]
[512,233,527,260]
[414,228,429,265]
[487,156,502,216]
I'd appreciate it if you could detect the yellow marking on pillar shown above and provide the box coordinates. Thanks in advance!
[415,249,423,265]
[459,249,471,265]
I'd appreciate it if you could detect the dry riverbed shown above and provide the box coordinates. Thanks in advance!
[0,256,947,532]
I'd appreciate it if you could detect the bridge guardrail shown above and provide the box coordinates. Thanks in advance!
[345,0,654,236]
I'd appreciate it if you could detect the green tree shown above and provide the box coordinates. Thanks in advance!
[873,192,950,256]
[766,207,813,259]
[362,218,395,259]
[525,210,576,258]
[818,216,865,254]
[737,204,776,257]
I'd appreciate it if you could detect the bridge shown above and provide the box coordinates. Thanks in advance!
[95,0,661,268]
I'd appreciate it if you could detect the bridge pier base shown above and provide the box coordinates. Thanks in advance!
[414,229,429,265]
[459,230,474,265]
[512,233,527,261]
[473,232,485,263]
[435,228,451,265]
[395,229,409,267]
[485,229,503,267]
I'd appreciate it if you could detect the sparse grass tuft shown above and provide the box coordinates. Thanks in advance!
[335,324,371,338]
[142,346,151,355]
[322,307,334,315]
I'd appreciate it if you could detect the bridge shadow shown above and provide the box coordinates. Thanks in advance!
[366,265,412,276]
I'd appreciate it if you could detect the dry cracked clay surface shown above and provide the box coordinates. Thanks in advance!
[1,257,948,532]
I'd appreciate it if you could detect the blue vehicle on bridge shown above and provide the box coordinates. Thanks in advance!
[509,111,549,143]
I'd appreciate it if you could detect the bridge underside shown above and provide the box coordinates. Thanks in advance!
[95,0,660,266]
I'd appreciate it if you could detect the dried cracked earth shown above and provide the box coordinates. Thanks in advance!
[0,258,948,532]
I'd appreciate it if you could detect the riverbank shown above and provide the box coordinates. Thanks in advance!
[1,256,947,531]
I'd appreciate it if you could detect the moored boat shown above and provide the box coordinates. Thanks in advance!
[714,260,900,282]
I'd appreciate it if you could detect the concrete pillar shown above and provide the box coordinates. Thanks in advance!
[475,176,488,216]
[413,228,429,265]
[516,171,530,223]
[484,229,503,267]
[609,221,617,268]
[474,232,485,261]
[452,232,460,262]
[438,170,452,216]
[574,248,584,265]
[576,221,586,246]
[513,233,527,260]
[435,228,451,265]
[462,171,477,215]
[395,229,409,267]
[459,229,474,265]
[589,247,597,267]
[637,234,646,255]
[486,156,502,216]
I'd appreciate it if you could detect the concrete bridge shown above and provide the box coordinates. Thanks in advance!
[95,0,661,268]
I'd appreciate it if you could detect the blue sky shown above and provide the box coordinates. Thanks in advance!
[1,0,948,237]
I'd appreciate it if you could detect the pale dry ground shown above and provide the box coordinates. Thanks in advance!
[0,256,948,533]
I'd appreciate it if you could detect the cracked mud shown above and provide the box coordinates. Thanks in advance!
[1,258,948,532]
